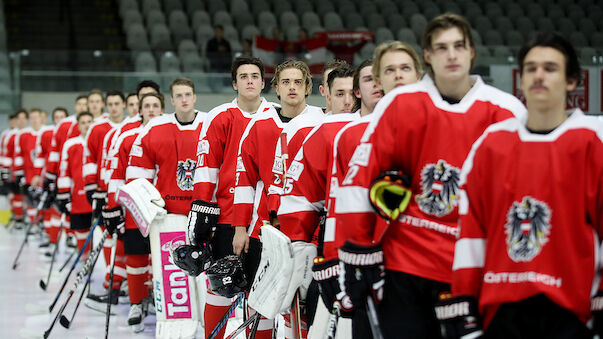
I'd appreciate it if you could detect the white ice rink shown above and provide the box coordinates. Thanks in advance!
[0,224,248,339]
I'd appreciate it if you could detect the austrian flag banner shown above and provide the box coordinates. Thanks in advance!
[253,35,328,76]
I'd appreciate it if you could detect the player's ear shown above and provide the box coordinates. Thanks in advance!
[232,80,238,91]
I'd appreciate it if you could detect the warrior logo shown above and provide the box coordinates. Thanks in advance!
[415,160,460,217]
[505,196,551,262]
[176,159,196,191]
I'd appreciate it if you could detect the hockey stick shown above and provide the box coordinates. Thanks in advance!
[39,213,66,290]
[224,312,260,339]
[365,296,384,339]
[246,311,261,339]
[290,290,303,339]
[48,217,99,312]
[326,304,340,339]
[207,292,245,339]
[44,229,108,339]
[58,246,76,272]
[12,193,47,269]
[104,231,119,339]
[59,247,97,328]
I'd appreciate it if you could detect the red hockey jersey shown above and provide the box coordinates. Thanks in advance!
[126,112,206,215]
[278,113,359,242]
[14,127,39,183]
[33,126,55,178]
[47,115,76,178]
[57,136,93,214]
[83,118,121,189]
[101,115,142,189]
[452,110,603,327]
[334,75,527,283]
[193,98,274,225]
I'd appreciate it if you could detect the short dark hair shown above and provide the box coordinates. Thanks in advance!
[518,32,581,83]
[214,24,223,31]
[354,59,374,93]
[75,94,87,102]
[126,92,138,102]
[136,80,160,97]
[231,56,265,82]
[76,111,93,122]
[139,92,165,111]
[423,13,475,74]
[327,65,356,93]
[322,60,349,84]
[15,108,28,119]
[106,90,125,102]
[170,77,195,95]
[52,107,68,119]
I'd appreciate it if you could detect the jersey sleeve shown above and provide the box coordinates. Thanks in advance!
[451,136,488,298]
[107,134,131,209]
[57,143,73,194]
[588,132,603,239]
[333,96,420,247]
[83,125,102,189]
[278,133,328,242]
[13,133,25,178]
[232,124,260,228]
[125,128,156,184]
[193,111,229,202]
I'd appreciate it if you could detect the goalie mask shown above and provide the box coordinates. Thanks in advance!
[171,244,213,277]
[206,255,247,298]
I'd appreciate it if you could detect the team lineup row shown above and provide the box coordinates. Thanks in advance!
[2,12,602,339]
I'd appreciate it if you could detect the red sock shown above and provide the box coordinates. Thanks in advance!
[47,208,62,244]
[103,235,126,289]
[10,194,24,219]
[126,254,149,304]
[283,313,308,339]
[204,290,233,339]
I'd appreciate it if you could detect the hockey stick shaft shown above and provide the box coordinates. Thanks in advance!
[224,313,260,339]
[207,292,245,339]
[49,217,99,312]
[104,232,118,339]
[45,229,107,338]
[12,193,47,269]
[40,214,66,290]
[365,296,384,339]
[326,304,340,339]
[290,291,303,339]
[246,312,261,339]
[58,246,76,272]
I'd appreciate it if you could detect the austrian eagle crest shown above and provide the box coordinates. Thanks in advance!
[176,159,196,191]
[415,160,460,217]
[505,196,551,262]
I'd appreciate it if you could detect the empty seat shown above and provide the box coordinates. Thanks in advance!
[230,0,249,16]
[323,12,344,31]
[570,32,589,47]
[359,42,376,60]
[163,0,183,14]
[471,29,482,46]
[307,25,325,37]
[537,17,555,32]
[505,30,524,47]
[196,24,214,51]
[580,47,597,63]
[515,17,535,40]
[127,24,151,51]
[169,10,189,27]
[146,9,166,25]
[207,1,227,14]
[251,1,271,16]
[223,25,239,43]
[492,45,512,58]
[273,2,293,17]
[397,28,417,44]
[241,25,261,41]
[556,18,576,38]
[379,2,399,16]
[280,11,299,27]
[367,13,386,31]
[119,0,139,16]
[182,53,205,72]
[475,45,491,59]
[495,17,513,33]
[474,16,492,37]
[387,14,406,34]
[142,0,161,15]
[185,0,205,13]
[547,5,565,21]
[178,39,198,58]
[213,11,232,26]
[286,25,301,41]
[345,12,365,30]
[295,2,314,16]
[315,1,335,15]
[409,14,427,39]
[232,12,255,31]
[578,19,597,38]
[258,11,277,30]
[135,51,157,72]
[150,24,173,51]
[484,30,503,45]
[375,27,394,44]
[398,1,419,18]
[191,10,211,30]
[591,32,603,47]
[160,53,181,72]
[302,12,321,30]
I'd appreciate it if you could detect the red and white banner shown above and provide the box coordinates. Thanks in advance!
[513,68,589,112]
[253,36,328,76]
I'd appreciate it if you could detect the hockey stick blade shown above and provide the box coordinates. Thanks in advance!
[39,280,48,291]
[59,314,71,329]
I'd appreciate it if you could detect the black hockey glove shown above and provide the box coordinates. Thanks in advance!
[55,191,71,215]
[84,183,97,205]
[312,257,354,318]
[592,291,603,336]
[172,244,213,277]
[187,200,220,246]
[337,241,385,313]
[102,206,125,235]
[90,190,107,218]
[435,295,483,339]
[369,170,411,221]
[0,168,9,183]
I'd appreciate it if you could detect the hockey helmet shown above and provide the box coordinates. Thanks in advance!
[206,255,248,298]
[172,244,213,277]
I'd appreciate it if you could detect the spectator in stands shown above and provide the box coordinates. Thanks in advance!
[206,24,232,72]
[298,28,309,41]
[241,39,253,57]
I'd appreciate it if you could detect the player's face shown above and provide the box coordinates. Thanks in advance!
[53,110,67,125]
[126,96,139,117]
[106,95,125,119]
[377,50,420,94]
[357,65,383,110]
[233,64,265,101]
[16,112,27,128]
[520,46,577,108]
[78,115,93,136]
[29,111,42,129]
[171,85,197,114]
[8,119,16,129]
[87,94,104,115]
[275,68,307,107]
[75,97,88,113]
[140,96,164,124]
[424,27,474,84]
[319,68,334,97]
[137,86,157,99]
[328,77,355,114]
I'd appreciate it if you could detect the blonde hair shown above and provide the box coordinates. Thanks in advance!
[271,60,313,98]
[372,41,422,80]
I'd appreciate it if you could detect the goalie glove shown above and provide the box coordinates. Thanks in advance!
[55,191,71,215]
[102,206,125,235]
[312,257,354,318]
[592,291,603,336]
[434,295,483,339]
[337,241,385,312]
[369,170,411,221]
[172,244,213,277]
[187,200,219,246]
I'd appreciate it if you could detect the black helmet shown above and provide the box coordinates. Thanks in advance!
[171,244,213,277]
[206,255,247,298]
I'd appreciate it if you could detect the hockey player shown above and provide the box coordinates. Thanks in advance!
[104,92,164,332]
[75,94,88,114]
[184,56,275,339]
[319,60,349,113]
[125,93,139,117]
[232,60,317,338]
[6,109,28,228]
[126,77,206,336]
[332,14,527,339]
[444,33,599,339]
[0,115,17,201]
[55,111,94,258]
[52,107,68,124]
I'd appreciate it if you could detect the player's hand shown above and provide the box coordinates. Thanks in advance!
[102,206,125,235]
[232,226,249,256]
[435,295,483,339]
[187,200,219,246]
[338,240,385,311]
[55,192,71,215]
[313,257,354,318]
